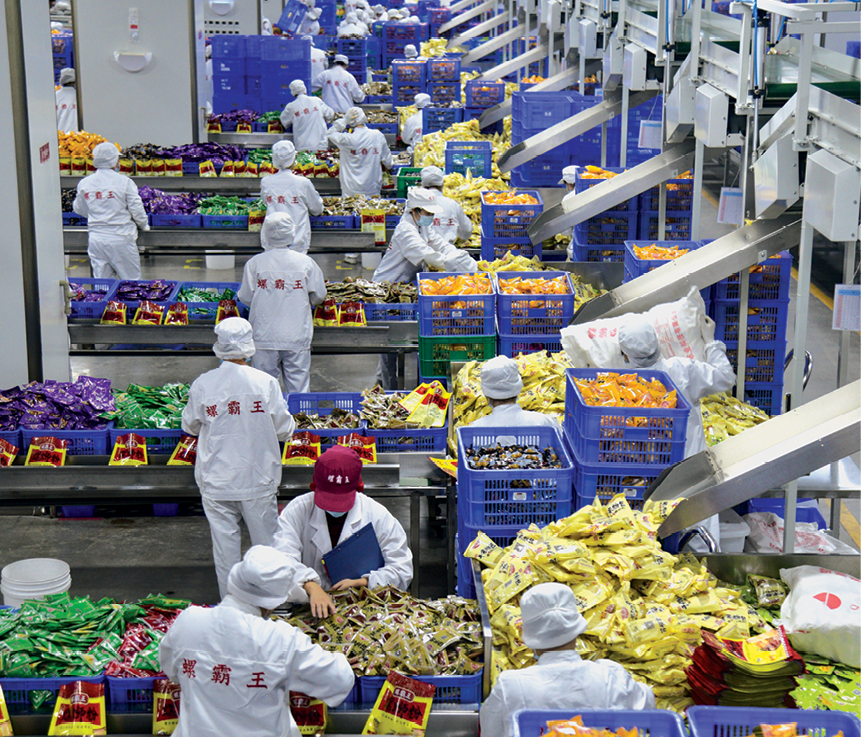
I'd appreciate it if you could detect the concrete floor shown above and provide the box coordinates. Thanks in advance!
[0,170,858,607]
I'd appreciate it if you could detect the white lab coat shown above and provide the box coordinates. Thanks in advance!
[299,17,321,35]
[260,172,324,256]
[372,215,448,283]
[159,595,355,737]
[401,109,424,148]
[55,86,78,133]
[279,94,334,153]
[205,57,213,114]
[480,651,655,737]
[469,402,559,429]
[236,247,327,351]
[318,65,365,113]
[182,361,295,500]
[327,125,392,196]
[273,492,414,602]
[429,192,473,245]
[310,47,328,92]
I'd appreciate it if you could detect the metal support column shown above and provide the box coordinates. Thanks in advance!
[691,140,705,240]
[620,86,630,167]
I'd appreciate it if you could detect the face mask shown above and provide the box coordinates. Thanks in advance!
[326,510,347,518]
[418,214,434,227]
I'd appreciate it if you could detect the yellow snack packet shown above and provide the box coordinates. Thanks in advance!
[362,672,435,735]
[152,678,180,735]
[25,436,67,467]
[49,681,107,735]
[109,432,148,466]
[464,531,505,567]
[0,683,11,736]
[289,692,328,735]
[282,432,322,466]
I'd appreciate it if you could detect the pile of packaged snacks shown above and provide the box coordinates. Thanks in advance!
[463,442,563,470]
[292,408,361,431]
[116,280,175,302]
[414,119,512,182]
[631,243,691,260]
[497,274,571,295]
[419,273,493,295]
[477,252,545,273]
[701,393,770,446]
[0,377,114,431]
[195,195,259,216]
[70,283,112,303]
[464,494,775,713]
[352,197,404,218]
[106,383,189,430]
[161,142,246,169]
[282,586,483,677]
[58,131,115,158]
[361,383,450,430]
[176,284,237,314]
[482,191,541,207]
[294,150,339,178]
[139,186,210,216]
[324,278,417,304]
[571,373,678,409]
[61,188,75,213]
[360,387,412,429]
[442,172,510,247]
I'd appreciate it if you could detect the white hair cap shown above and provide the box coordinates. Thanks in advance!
[92,141,120,169]
[309,7,322,18]
[346,106,367,127]
[414,92,431,108]
[260,212,296,250]
[409,14,419,21]
[559,165,578,185]
[406,186,443,215]
[334,54,349,65]
[404,44,418,58]
[271,140,297,170]
[480,355,523,399]
[617,318,661,368]
[420,165,444,187]
[302,34,316,46]
[521,583,588,650]
[59,68,76,85]
[227,546,297,610]
[213,317,256,360]
[346,10,358,21]
[289,79,307,97]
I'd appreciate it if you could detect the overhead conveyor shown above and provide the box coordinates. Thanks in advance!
[471,40,548,77]
[447,10,511,50]
[448,0,480,13]
[458,26,527,65]
[438,0,496,35]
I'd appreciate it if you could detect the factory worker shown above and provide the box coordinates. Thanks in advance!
[306,36,329,91]
[259,141,324,255]
[404,44,420,60]
[338,10,367,36]
[261,16,274,34]
[55,67,79,133]
[73,142,149,280]
[237,213,327,394]
[559,165,577,259]
[159,546,355,737]
[419,165,473,245]
[374,4,389,20]
[181,318,296,599]
[279,80,334,154]
[480,583,655,737]
[299,6,322,35]
[401,92,430,149]
[617,316,735,549]
[318,55,365,113]
[274,445,414,617]
[469,356,558,428]
[327,106,392,196]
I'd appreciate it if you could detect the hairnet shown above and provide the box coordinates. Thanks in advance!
[92,142,120,169]
[227,546,297,610]
[346,106,367,127]
[59,68,75,85]
[559,165,578,185]
[420,165,445,188]
[213,317,256,360]
[346,10,358,21]
[271,140,297,170]
[289,79,307,97]
[480,356,523,399]
[521,583,587,650]
[374,4,385,11]
[404,44,418,58]
[407,187,443,215]
[409,15,419,21]
[260,212,296,250]
[414,92,431,108]
[334,54,349,65]
[617,318,661,368]
[310,7,322,18]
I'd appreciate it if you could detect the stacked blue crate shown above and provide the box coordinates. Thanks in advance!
[392,59,427,106]
[382,21,428,66]
[259,36,312,113]
[317,0,338,33]
[337,37,368,85]
[211,36,253,115]
[52,31,74,85]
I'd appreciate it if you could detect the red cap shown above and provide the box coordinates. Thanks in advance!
[311,445,364,513]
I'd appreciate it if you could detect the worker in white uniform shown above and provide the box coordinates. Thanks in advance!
[327,107,393,196]
[318,55,365,113]
[274,445,414,617]
[419,165,473,245]
[404,44,424,60]
[306,36,329,92]
[279,81,334,153]
[259,141,324,255]
[73,142,149,280]
[181,318,296,599]
[617,316,735,549]
[204,44,213,117]
[469,356,559,428]
[373,4,389,21]
[560,165,577,260]
[299,7,322,35]
[401,92,430,149]
[338,10,367,36]
[159,546,355,737]
[237,213,327,394]
[55,67,79,133]
[480,583,655,737]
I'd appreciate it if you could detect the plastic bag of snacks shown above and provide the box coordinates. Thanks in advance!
[167,435,198,466]
[164,303,189,326]
[25,436,68,467]
[337,433,376,464]
[152,678,181,735]
[109,433,148,466]
[0,438,18,467]
[283,431,323,466]
[215,299,239,323]
[289,692,327,735]
[338,301,367,327]
[101,300,127,325]
[133,300,164,325]
[49,681,107,735]
[314,299,339,327]
[0,684,11,737]
[362,672,435,735]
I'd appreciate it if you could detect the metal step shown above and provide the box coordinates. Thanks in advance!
[460,25,526,65]
[497,88,659,173]
[470,42,547,76]
[447,11,510,50]
[646,381,861,536]
[438,0,496,34]
[568,214,802,323]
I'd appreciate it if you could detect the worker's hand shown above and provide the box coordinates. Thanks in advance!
[701,314,716,344]
[141,224,151,232]
[330,577,368,591]
[304,581,337,618]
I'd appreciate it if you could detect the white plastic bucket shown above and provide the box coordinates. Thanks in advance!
[361,251,382,270]
[205,250,235,270]
[719,508,751,553]
[1,558,71,607]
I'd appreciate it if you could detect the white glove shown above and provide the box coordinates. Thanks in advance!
[701,314,716,344]
[331,118,347,133]
[141,224,151,232]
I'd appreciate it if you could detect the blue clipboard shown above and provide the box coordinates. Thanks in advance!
[321,523,385,583]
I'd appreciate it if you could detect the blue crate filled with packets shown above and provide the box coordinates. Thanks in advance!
[391,59,427,105]
[480,189,544,261]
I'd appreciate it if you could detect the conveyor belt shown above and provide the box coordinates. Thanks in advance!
[473,42,548,78]
[438,0,496,34]
[447,10,510,49]
[459,25,525,64]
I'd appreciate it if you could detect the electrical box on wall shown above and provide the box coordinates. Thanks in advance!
[579,20,598,58]
[753,135,799,219]
[803,149,861,242]
[694,84,728,148]
[623,43,647,90]
[205,0,260,36]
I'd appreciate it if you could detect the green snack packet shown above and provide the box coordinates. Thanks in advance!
[29,689,55,710]
[131,642,161,672]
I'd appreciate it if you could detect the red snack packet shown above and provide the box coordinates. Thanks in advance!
[109,433,148,466]
[313,299,339,326]
[152,678,181,735]
[244,161,259,178]
[164,303,189,326]
[267,121,283,134]
[236,121,253,133]
[233,160,247,177]
[118,159,134,176]
[215,299,239,323]
[0,438,19,467]
[338,301,366,327]
[206,119,221,134]
[282,431,322,466]
[220,161,235,178]
[164,158,183,177]
[101,300,127,325]
[199,160,217,177]
[25,436,68,467]
[49,680,106,735]
[289,692,327,735]
[337,433,376,464]
[150,159,166,176]
[167,435,198,466]
[133,300,164,326]
[136,159,153,176]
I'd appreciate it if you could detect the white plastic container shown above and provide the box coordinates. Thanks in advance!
[205,250,235,270]
[361,251,382,270]
[719,508,751,553]
[1,558,71,607]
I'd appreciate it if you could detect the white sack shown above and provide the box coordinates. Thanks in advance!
[743,512,860,555]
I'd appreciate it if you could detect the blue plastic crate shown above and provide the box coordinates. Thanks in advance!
[564,368,691,466]
[572,236,626,263]
[510,155,569,188]
[638,175,695,211]
[624,240,703,279]
[365,424,447,453]
[572,453,661,511]
[848,40,861,58]
[150,213,203,228]
[383,21,425,40]
[456,424,573,528]
[456,539,477,599]
[107,676,158,714]
[358,673,482,706]
[417,271,496,337]
[429,81,460,104]
[201,214,249,229]
[740,381,784,415]
[246,75,262,95]
[176,281,244,321]
[458,518,524,552]
[574,212,637,246]
[211,35,246,58]
[429,6,451,23]
[68,278,119,319]
[276,0,309,34]
[687,706,860,737]
[260,36,311,61]
[725,339,787,384]
[286,392,365,445]
[383,199,405,228]
[337,37,368,55]
[512,709,687,737]
[0,429,21,451]
[0,675,106,715]
[423,106,463,133]
[713,250,793,301]
[392,60,426,85]
[309,214,356,229]
[367,121,397,136]
[480,231,541,262]
[365,94,392,105]
[392,82,425,105]
[428,57,460,81]
[213,58,245,76]
[740,497,828,530]
[498,333,562,358]
[480,189,544,239]
[212,94,259,115]
[363,302,417,321]
[573,166,637,212]
[638,210,693,241]
[62,212,87,227]
[495,271,575,335]
[21,426,111,457]
[713,298,790,344]
[511,90,581,129]
[465,79,504,107]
